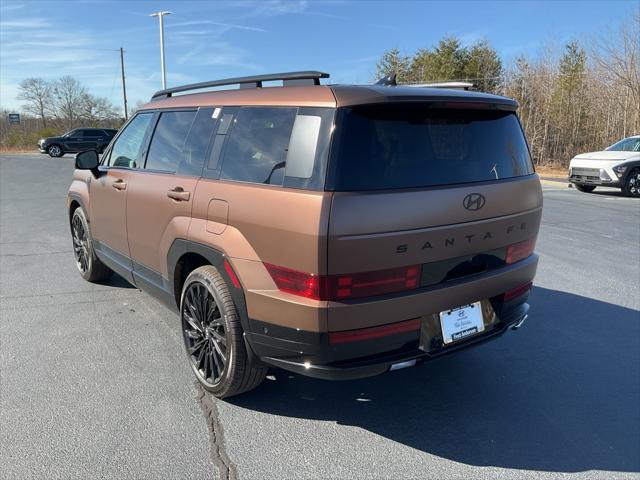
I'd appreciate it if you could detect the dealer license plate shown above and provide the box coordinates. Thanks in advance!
[439,302,485,344]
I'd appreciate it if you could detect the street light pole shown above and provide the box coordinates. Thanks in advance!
[119,47,128,120]
[149,11,172,89]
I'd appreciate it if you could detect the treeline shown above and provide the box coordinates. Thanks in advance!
[1,76,122,149]
[376,39,502,93]
[376,11,639,167]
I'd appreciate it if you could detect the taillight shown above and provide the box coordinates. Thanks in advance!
[506,237,536,264]
[329,265,421,300]
[504,281,533,302]
[264,263,325,300]
[264,264,422,301]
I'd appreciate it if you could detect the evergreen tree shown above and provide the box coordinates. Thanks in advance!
[464,40,503,93]
[375,48,410,83]
[409,37,467,83]
[551,41,589,157]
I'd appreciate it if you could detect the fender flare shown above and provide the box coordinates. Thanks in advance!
[621,160,640,185]
[68,193,89,223]
[167,239,253,336]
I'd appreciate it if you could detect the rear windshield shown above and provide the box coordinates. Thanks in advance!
[328,104,534,191]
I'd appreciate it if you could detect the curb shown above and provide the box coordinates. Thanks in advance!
[539,176,569,187]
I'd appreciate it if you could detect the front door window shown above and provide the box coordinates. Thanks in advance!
[107,113,154,168]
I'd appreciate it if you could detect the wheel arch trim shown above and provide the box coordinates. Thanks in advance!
[167,239,253,335]
[621,161,640,185]
[67,193,89,224]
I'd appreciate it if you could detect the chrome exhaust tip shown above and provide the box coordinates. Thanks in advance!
[390,359,417,371]
[511,314,528,330]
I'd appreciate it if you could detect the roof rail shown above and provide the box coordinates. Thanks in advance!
[406,82,475,91]
[151,71,330,100]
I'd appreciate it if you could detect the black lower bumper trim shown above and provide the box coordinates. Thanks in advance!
[259,303,529,380]
[569,178,621,188]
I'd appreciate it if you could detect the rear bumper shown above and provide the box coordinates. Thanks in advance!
[258,302,529,380]
[246,254,538,380]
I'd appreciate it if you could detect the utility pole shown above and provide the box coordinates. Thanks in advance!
[119,47,128,120]
[150,11,172,89]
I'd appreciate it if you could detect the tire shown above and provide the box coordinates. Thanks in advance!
[575,184,596,193]
[181,265,267,398]
[47,144,63,157]
[622,168,640,197]
[70,207,112,282]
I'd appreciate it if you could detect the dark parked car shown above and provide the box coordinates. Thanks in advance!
[38,128,118,157]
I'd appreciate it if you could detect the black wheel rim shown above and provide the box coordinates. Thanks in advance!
[629,172,640,196]
[71,214,90,274]
[182,282,228,387]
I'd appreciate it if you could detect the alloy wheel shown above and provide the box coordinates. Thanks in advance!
[49,145,61,157]
[71,214,90,274]
[182,282,228,387]
[628,171,640,197]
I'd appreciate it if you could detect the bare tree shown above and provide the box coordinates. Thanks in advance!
[2,76,123,149]
[17,78,52,129]
[590,8,640,132]
[128,100,147,118]
[52,76,87,130]
[80,93,119,126]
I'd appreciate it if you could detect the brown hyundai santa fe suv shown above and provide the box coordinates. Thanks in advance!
[67,71,541,398]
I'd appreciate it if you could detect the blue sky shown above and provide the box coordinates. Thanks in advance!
[0,0,636,113]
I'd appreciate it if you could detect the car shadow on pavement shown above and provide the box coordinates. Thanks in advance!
[99,273,136,289]
[590,190,625,197]
[231,287,640,473]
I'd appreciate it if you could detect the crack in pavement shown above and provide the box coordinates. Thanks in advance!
[195,382,236,480]
[0,289,132,300]
[0,295,142,311]
[1,251,71,257]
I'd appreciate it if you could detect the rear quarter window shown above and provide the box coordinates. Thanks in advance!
[327,104,534,191]
[220,107,296,186]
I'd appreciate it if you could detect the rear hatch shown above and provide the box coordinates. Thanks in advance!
[325,102,542,327]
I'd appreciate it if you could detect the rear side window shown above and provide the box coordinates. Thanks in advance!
[328,104,534,191]
[107,112,153,168]
[145,110,197,172]
[220,107,296,185]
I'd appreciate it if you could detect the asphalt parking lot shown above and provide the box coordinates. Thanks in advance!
[1,153,639,480]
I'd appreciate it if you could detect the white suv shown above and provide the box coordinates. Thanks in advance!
[569,135,640,197]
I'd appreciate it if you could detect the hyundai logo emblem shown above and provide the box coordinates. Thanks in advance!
[463,193,486,211]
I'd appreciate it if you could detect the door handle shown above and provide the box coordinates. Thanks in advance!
[112,179,127,190]
[167,187,190,201]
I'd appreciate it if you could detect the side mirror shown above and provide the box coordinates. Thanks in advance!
[75,150,100,175]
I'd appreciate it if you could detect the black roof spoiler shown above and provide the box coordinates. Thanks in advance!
[151,71,330,100]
